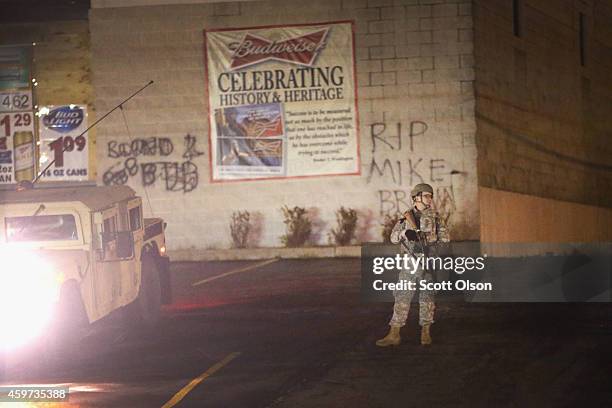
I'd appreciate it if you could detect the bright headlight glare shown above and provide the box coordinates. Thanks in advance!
[0,245,61,351]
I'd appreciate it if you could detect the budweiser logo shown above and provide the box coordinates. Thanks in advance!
[228,27,330,70]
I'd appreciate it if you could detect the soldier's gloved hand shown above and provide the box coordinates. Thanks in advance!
[404,229,419,241]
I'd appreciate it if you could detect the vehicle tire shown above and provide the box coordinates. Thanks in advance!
[134,255,162,328]
[41,282,89,370]
[58,281,89,333]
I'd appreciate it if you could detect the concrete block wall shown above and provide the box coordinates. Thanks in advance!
[90,0,479,251]
[473,0,612,209]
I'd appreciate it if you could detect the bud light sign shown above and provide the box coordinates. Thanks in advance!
[38,104,89,181]
[42,105,84,133]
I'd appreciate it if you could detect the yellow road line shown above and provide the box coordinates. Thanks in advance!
[191,258,279,287]
[161,352,241,408]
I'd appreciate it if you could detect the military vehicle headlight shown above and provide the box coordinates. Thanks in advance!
[0,245,61,351]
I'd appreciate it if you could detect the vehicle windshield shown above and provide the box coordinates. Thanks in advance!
[5,214,79,242]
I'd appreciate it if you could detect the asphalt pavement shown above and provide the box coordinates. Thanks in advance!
[0,258,610,407]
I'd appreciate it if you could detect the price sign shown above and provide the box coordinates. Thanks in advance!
[38,105,89,181]
[0,111,35,184]
[0,90,33,113]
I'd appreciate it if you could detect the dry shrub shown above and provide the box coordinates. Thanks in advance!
[330,207,358,246]
[280,205,312,247]
[230,210,251,248]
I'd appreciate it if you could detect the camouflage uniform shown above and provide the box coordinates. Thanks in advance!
[388,208,450,327]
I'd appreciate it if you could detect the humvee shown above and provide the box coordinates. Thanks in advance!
[0,183,170,354]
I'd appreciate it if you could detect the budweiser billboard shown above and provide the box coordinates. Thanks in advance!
[228,28,329,69]
[205,21,360,182]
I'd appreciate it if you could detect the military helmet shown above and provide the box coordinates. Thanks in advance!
[411,183,434,198]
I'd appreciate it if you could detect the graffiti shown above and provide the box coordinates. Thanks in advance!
[103,157,138,186]
[367,120,445,186]
[408,158,423,185]
[367,120,462,189]
[377,186,457,218]
[434,185,456,225]
[183,133,204,160]
[103,134,202,193]
[107,137,174,158]
[143,161,199,192]
[367,158,401,185]
[368,119,465,219]
[378,189,411,216]
[370,121,428,153]
[429,159,445,182]
[368,156,447,186]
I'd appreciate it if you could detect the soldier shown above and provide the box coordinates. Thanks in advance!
[376,183,450,346]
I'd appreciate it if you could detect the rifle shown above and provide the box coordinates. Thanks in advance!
[400,210,429,255]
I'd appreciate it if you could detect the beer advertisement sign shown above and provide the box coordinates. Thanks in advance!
[38,105,89,181]
[0,90,34,184]
[205,21,360,182]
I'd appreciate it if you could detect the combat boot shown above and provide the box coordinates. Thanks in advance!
[420,324,432,345]
[376,325,401,347]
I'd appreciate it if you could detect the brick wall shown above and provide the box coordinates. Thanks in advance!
[474,0,612,208]
[90,0,478,251]
[0,20,96,179]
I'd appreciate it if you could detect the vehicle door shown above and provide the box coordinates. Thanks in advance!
[124,198,143,304]
[95,204,136,317]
